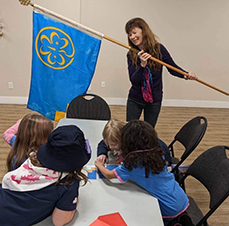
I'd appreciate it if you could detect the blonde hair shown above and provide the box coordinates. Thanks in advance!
[102,119,126,146]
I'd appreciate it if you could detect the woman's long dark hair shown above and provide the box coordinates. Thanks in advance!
[121,120,165,178]
[125,17,162,71]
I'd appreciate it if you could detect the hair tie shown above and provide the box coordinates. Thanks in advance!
[125,146,158,158]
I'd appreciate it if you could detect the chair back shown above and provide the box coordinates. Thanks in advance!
[186,145,229,209]
[176,116,207,160]
[66,94,111,120]
[170,116,207,174]
[181,146,229,226]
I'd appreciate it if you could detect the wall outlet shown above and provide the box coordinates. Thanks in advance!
[8,82,13,89]
[101,81,105,88]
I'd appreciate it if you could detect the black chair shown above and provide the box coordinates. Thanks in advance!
[180,146,229,226]
[66,93,111,120]
[168,116,208,183]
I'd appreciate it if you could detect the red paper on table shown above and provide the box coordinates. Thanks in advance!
[89,212,128,226]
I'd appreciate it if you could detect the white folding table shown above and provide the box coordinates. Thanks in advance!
[35,118,164,226]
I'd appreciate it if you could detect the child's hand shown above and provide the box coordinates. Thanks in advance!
[96,154,108,164]
[95,160,104,168]
[95,160,116,179]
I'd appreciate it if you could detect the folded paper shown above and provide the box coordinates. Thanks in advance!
[90,212,127,226]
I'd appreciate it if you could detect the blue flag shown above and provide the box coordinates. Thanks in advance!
[28,11,101,120]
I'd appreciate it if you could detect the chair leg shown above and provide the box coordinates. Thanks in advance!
[179,173,186,191]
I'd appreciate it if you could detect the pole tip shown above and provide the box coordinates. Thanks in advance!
[19,0,33,6]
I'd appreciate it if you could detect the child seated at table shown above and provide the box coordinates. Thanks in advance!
[95,120,193,226]
[96,119,126,164]
[3,113,54,171]
[96,119,172,165]
[0,124,91,226]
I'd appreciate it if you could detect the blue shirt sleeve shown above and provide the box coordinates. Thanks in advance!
[114,164,131,182]
[10,136,16,147]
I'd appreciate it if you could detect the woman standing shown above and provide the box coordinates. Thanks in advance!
[125,17,197,128]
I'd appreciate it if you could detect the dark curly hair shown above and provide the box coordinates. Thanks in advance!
[121,120,166,178]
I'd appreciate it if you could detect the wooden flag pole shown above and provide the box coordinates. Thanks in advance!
[19,0,229,96]
[104,35,229,96]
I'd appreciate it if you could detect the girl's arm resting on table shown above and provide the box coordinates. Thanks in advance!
[52,207,76,226]
[95,160,116,179]
[3,119,21,145]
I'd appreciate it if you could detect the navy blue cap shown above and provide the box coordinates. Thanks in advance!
[37,125,91,172]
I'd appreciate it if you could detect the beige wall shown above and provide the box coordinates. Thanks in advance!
[0,0,229,107]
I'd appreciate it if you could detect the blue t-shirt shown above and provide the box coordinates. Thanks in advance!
[114,164,188,218]
[0,177,79,226]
